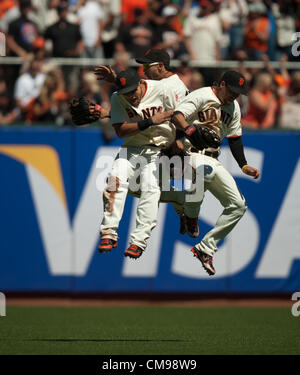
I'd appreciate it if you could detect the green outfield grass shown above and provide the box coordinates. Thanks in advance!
[0,306,299,355]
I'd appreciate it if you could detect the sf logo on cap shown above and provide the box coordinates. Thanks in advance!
[120,77,126,86]
[239,78,244,86]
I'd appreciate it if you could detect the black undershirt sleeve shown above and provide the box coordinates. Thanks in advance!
[227,136,247,169]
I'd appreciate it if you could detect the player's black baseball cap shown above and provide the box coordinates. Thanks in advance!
[220,70,248,96]
[136,49,170,68]
[115,69,141,95]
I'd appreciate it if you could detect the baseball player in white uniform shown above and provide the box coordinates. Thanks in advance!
[172,70,260,276]
[99,67,186,259]
[135,49,204,237]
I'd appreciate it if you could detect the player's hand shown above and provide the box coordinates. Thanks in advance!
[94,66,117,83]
[89,103,110,119]
[242,165,260,179]
[151,110,174,125]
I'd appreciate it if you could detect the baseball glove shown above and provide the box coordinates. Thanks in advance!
[69,97,102,126]
[200,125,222,149]
[183,124,221,150]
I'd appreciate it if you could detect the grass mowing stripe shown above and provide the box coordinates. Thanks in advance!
[0,306,299,354]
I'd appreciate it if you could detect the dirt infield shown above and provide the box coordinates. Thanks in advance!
[6,297,292,307]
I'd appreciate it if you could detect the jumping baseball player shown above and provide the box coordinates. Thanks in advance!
[98,68,176,259]
[135,50,201,236]
[172,70,260,276]
[69,67,182,258]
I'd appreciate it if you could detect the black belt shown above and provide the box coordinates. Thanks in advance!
[204,150,219,159]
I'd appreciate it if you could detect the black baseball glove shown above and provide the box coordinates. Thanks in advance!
[184,124,221,150]
[69,97,102,126]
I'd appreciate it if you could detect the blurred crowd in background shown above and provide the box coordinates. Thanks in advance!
[0,0,300,137]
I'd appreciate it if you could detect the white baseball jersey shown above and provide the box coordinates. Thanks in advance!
[111,75,188,148]
[175,86,242,151]
[161,73,189,101]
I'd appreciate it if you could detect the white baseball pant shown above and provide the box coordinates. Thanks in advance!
[194,157,247,256]
[100,146,161,250]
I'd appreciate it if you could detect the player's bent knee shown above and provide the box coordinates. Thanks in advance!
[234,199,247,217]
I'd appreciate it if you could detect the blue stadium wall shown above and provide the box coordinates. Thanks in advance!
[0,126,299,293]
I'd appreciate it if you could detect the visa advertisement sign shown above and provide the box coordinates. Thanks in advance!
[0,127,299,293]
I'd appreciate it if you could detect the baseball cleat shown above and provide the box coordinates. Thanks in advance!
[179,214,187,235]
[191,247,215,276]
[124,244,143,259]
[185,216,199,238]
[98,238,118,253]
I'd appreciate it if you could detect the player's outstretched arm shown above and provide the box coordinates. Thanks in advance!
[94,66,117,83]
[228,136,260,179]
